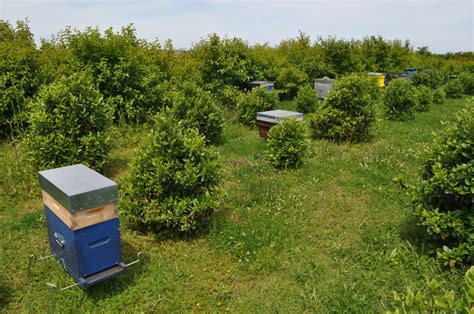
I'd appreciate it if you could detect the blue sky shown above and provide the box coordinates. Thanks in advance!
[1,0,473,53]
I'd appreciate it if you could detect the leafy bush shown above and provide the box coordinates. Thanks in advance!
[25,72,110,171]
[384,79,418,120]
[0,20,41,139]
[412,107,473,267]
[309,74,378,142]
[54,25,168,123]
[412,69,447,89]
[295,85,319,113]
[236,87,278,126]
[388,266,473,313]
[267,118,309,169]
[414,85,433,112]
[443,79,464,99]
[214,85,243,109]
[432,88,446,106]
[457,72,474,96]
[167,82,224,145]
[121,113,221,233]
[193,34,258,91]
[275,65,308,100]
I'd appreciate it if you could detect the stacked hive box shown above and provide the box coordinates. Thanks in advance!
[256,109,303,139]
[38,164,126,289]
[314,78,335,99]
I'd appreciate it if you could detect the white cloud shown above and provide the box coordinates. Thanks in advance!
[1,0,472,52]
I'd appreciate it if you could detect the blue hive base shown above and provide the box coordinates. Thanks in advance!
[45,206,125,289]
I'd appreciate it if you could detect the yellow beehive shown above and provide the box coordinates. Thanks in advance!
[367,72,385,89]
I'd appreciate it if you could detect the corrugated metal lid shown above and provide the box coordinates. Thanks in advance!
[257,110,304,123]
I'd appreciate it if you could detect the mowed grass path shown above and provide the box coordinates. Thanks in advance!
[0,98,471,312]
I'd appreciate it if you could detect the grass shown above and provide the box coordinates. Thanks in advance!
[0,97,471,312]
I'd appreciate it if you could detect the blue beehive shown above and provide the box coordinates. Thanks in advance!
[38,164,126,289]
[405,68,417,78]
[248,80,274,92]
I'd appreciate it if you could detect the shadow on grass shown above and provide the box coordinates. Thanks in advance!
[0,275,12,311]
[398,211,434,256]
[104,155,130,179]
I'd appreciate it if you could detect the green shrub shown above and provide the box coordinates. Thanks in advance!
[388,266,473,313]
[412,107,473,267]
[121,113,221,233]
[309,74,378,142]
[167,82,224,145]
[55,25,168,123]
[25,72,110,171]
[414,85,433,112]
[236,87,278,126]
[443,79,464,99]
[295,85,319,113]
[267,118,309,169]
[0,20,41,139]
[383,79,418,120]
[215,85,243,109]
[275,65,308,100]
[457,72,474,96]
[412,69,447,89]
[432,88,446,106]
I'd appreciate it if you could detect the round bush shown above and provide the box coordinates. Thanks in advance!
[308,74,378,142]
[295,85,319,114]
[25,72,110,171]
[412,106,473,267]
[167,82,224,145]
[432,88,446,106]
[215,85,243,110]
[267,117,308,169]
[236,87,278,126]
[415,85,433,112]
[457,72,474,96]
[383,79,418,121]
[412,69,446,89]
[276,65,308,100]
[121,113,221,233]
[443,79,464,99]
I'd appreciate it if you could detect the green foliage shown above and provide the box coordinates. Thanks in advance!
[166,82,224,145]
[384,79,418,120]
[295,85,319,113]
[319,37,361,76]
[193,33,258,91]
[53,25,168,123]
[443,79,464,99]
[25,72,110,171]
[309,74,378,142]
[388,266,473,313]
[121,113,221,233]
[275,65,308,100]
[0,20,41,139]
[360,36,412,73]
[412,69,447,89]
[412,107,473,266]
[214,85,243,110]
[236,88,278,126]
[432,88,446,106]
[266,118,309,169]
[457,72,474,96]
[414,85,433,112]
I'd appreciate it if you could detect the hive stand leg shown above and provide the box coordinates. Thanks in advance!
[47,283,57,314]
[125,252,144,268]
[28,253,56,279]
